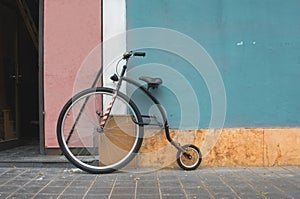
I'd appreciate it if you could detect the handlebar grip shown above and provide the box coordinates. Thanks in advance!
[133,52,146,57]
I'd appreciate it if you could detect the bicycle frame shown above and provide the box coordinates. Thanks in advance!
[108,64,185,153]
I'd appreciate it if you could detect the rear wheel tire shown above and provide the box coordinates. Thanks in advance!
[177,144,202,170]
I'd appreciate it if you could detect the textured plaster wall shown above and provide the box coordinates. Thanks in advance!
[127,0,300,128]
[135,128,300,167]
[44,0,101,147]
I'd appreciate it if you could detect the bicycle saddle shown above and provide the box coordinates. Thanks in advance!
[139,76,162,88]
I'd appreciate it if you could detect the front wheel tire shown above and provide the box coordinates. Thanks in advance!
[56,87,144,174]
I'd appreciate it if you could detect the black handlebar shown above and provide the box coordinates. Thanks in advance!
[133,52,146,57]
[123,51,146,59]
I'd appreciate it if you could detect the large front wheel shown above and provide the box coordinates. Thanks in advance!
[56,87,144,174]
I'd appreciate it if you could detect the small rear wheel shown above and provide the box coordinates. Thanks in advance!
[177,144,202,170]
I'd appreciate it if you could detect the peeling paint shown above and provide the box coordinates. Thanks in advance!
[236,41,244,46]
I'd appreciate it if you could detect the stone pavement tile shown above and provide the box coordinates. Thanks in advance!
[288,192,300,199]
[25,179,52,187]
[138,173,158,181]
[206,185,234,193]
[39,186,65,195]
[136,187,160,195]
[157,175,178,181]
[84,195,109,199]
[271,179,300,193]
[86,188,111,196]
[136,195,161,199]
[137,180,158,187]
[0,193,10,198]
[178,176,202,186]
[3,179,29,186]
[7,193,35,199]
[47,180,72,187]
[212,192,240,199]
[184,187,210,195]
[0,185,21,193]
[111,187,136,195]
[187,194,213,199]
[264,192,294,199]
[58,195,85,199]
[0,177,12,185]
[230,185,257,195]
[69,180,93,187]
[235,193,265,199]
[92,180,115,188]
[160,187,185,195]
[198,175,225,186]
[75,175,96,181]
[114,180,136,187]
[161,195,186,199]
[62,186,89,195]
[110,194,135,199]
[32,193,60,199]
[117,173,139,181]
[16,186,44,194]
[54,174,78,181]
[159,180,181,187]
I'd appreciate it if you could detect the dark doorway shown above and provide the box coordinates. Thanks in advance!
[0,0,39,150]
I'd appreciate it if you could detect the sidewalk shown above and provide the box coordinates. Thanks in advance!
[0,166,299,199]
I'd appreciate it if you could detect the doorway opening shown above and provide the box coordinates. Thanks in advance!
[0,0,40,151]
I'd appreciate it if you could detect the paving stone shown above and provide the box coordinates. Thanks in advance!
[25,179,52,187]
[84,194,108,199]
[212,192,240,199]
[62,186,89,195]
[161,194,186,199]
[32,194,59,199]
[86,187,111,195]
[159,180,181,187]
[7,193,35,199]
[114,180,137,187]
[59,195,86,199]
[111,187,136,195]
[69,180,93,187]
[136,187,160,195]
[39,186,65,194]
[160,187,185,195]
[0,193,10,198]
[110,194,135,199]
[187,193,213,199]
[92,182,115,189]
[47,180,72,187]
[184,187,210,195]
[137,180,158,187]
[3,179,29,186]
[136,194,161,199]
[16,186,44,194]
[0,185,21,193]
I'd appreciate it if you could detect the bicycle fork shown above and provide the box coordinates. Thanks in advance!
[99,91,117,129]
[166,126,193,160]
[99,65,127,129]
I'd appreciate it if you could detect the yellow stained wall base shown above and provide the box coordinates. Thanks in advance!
[132,128,300,168]
[97,115,300,168]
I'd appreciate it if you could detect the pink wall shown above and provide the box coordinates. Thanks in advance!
[44,0,101,147]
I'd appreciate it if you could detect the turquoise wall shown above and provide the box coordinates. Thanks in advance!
[126,0,300,128]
